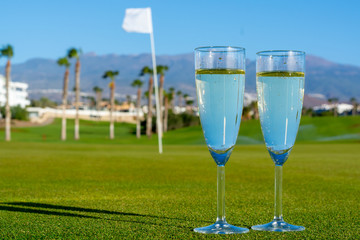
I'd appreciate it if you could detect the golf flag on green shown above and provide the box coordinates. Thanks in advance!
[122,8,163,154]
[122,8,153,33]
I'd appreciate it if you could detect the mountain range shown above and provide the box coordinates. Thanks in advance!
[2,53,360,102]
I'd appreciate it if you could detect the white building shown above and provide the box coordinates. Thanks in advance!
[0,75,30,108]
[313,103,354,115]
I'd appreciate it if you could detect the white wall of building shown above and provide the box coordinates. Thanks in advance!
[0,75,30,108]
[27,107,144,124]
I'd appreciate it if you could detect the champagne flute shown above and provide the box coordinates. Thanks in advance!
[252,50,305,232]
[194,46,248,234]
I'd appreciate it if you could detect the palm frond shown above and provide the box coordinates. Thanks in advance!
[93,86,103,92]
[131,79,143,87]
[0,44,14,58]
[67,48,80,59]
[103,70,119,80]
[57,57,70,67]
[156,65,169,75]
[140,66,153,76]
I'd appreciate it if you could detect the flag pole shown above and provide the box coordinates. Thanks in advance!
[122,7,163,154]
[149,30,163,154]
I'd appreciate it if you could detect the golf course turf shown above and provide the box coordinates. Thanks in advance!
[0,117,358,239]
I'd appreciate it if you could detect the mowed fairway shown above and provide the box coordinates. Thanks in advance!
[0,117,359,239]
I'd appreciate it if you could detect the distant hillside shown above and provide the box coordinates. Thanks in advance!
[2,53,360,101]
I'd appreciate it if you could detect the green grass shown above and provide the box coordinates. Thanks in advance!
[0,116,358,238]
[7,115,360,145]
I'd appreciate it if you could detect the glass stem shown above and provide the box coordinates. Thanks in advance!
[216,166,226,222]
[274,165,283,221]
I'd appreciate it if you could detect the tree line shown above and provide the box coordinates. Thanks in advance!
[2,44,358,142]
[57,50,193,141]
[0,44,195,142]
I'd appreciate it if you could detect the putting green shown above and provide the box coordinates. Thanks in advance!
[0,142,358,239]
[0,116,358,238]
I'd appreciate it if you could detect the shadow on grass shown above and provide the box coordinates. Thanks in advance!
[1,202,200,223]
[0,205,99,219]
[3,202,145,217]
[0,202,201,230]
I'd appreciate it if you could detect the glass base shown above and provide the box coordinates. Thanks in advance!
[194,220,249,234]
[252,219,305,232]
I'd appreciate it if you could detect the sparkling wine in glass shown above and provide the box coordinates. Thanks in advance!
[252,50,305,232]
[194,46,248,234]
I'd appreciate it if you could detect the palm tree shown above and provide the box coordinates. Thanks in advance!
[103,70,119,140]
[328,97,339,117]
[183,93,191,113]
[350,97,357,116]
[183,93,189,108]
[250,101,259,119]
[0,45,14,141]
[68,48,81,140]
[185,97,194,114]
[131,79,144,139]
[169,87,175,111]
[143,91,149,99]
[242,106,251,120]
[140,66,154,138]
[157,65,169,125]
[57,57,70,141]
[176,90,183,109]
[93,86,103,110]
[163,89,174,133]
[327,98,334,116]
[126,95,132,104]
[333,98,339,117]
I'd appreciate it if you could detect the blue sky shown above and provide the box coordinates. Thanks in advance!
[1,0,359,65]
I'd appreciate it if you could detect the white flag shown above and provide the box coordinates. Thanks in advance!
[122,8,153,34]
